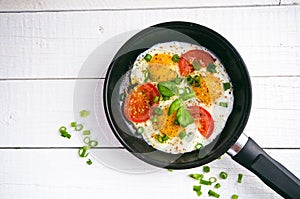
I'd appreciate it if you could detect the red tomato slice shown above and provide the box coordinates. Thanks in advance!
[182,49,215,66]
[178,50,215,76]
[188,106,214,139]
[123,83,160,123]
[178,57,194,76]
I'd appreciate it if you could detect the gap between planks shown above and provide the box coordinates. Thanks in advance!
[0,3,293,14]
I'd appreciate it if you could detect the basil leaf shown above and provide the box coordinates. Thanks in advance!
[207,62,217,73]
[192,60,201,70]
[176,107,194,127]
[168,99,182,115]
[158,81,178,97]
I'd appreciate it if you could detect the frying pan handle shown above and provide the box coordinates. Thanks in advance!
[227,134,300,199]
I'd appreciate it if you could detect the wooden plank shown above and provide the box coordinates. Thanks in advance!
[281,0,300,5]
[0,148,298,199]
[0,6,299,79]
[1,77,300,147]
[0,0,279,12]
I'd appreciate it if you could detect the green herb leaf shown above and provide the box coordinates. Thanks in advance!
[158,81,178,97]
[179,131,186,139]
[168,99,182,115]
[192,60,201,70]
[207,62,217,73]
[176,107,194,127]
[180,92,196,101]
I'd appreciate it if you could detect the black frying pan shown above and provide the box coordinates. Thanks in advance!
[103,22,300,198]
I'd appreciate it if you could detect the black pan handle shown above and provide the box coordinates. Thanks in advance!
[227,134,300,199]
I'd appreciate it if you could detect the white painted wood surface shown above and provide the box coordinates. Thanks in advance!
[0,1,299,199]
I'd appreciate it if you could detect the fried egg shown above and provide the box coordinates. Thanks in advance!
[126,41,234,154]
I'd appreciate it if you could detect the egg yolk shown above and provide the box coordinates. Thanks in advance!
[148,54,177,82]
[149,53,173,65]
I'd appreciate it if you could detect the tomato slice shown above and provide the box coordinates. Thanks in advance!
[188,106,214,139]
[178,50,215,76]
[178,57,194,76]
[123,83,160,123]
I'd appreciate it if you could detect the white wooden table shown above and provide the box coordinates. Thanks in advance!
[1,1,300,198]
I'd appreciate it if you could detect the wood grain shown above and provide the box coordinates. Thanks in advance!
[0,0,280,12]
[1,78,299,148]
[0,149,297,199]
[0,6,299,79]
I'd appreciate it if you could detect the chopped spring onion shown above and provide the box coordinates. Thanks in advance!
[80,110,90,117]
[179,131,186,139]
[78,146,89,158]
[208,190,220,198]
[83,130,91,135]
[214,183,221,189]
[219,102,228,107]
[59,126,67,132]
[194,75,200,83]
[60,130,71,139]
[162,134,169,142]
[196,191,202,196]
[59,126,71,139]
[223,82,230,91]
[203,166,210,173]
[86,159,93,165]
[75,123,84,131]
[154,107,163,116]
[195,143,203,150]
[168,169,173,172]
[83,137,90,144]
[189,174,204,180]
[199,179,212,185]
[70,122,77,127]
[231,194,239,199]
[172,54,180,63]
[144,54,152,62]
[120,93,126,101]
[144,68,150,82]
[89,140,98,147]
[153,96,159,103]
[136,127,144,134]
[194,82,200,87]
[238,173,243,183]
[207,63,217,73]
[209,177,217,183]
[193,185,201,192]
[219,171,228,179]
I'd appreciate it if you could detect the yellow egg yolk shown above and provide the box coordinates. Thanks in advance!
[149,53,173,65]
[148,54,177,82]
